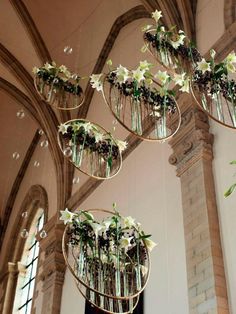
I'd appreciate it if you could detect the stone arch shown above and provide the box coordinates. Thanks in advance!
[224,0,236,28]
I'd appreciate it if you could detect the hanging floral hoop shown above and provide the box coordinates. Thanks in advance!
[191,77,236,129]
[61,208,152,313]
[102,73,181,141]
[33,62,85,110]
[57,119,123,180]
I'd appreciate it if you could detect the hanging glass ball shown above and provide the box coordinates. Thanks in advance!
[21,212,28,219]
[39,230,47,238]
[38,129,44,135]
[20,229,29,238]
[73,177,80,184]
[64,46,73,54]
[34,161,40,167]
[63,147,72,157]
[12,152,20,160]
[16,109,25,119]
[40,140,48,148]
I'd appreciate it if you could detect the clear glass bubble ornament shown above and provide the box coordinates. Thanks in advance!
[38,129,44,135]
[63,147,72,157]
[34,161,40,167]
[64,46,73,54]
[21,212,28,219]
[12,152,20,160]
[40,140,48,148]
[72,177,80,184]
[39,230,47,238]
[16,109,25,119]
[20,229,29,238]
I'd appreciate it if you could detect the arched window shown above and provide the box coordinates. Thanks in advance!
[13,208,44,314]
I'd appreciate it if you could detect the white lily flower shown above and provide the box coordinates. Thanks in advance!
[179,77,190,93]
[152,10,162,23]
[44,62,54,70]
[225,51,236,64]
[60,208,76,225]
[144,238,157,252]
[116,140,128,152]
[58,123,69,134]
[173,73,186,86]
[150,111,161,118]
[123,216,136,228]
[82,122,93,133]
[89,222,103,238]
[210,49,216,59]
[90,73,103,91]
[226,62,236,73]
[32,66,39,74]
[94,131,104,143]
[132,68,145,83]
[155,70,170,85]
[115,65,130,83]
[120,236,133,251]
[196,58,211,73]
[170,33,186,49]
[139,60,153,72]
[140,265,148,276]
[141,24,153,32]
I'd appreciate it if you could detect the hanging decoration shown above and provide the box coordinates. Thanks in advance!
[142,11,202,74]
[61,207,156,313]
[191,50,236,129]
[33,62,84,110]
[91,60,190,141]
[57,119,125,179]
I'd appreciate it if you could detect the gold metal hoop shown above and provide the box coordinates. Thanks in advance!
[57,119,123,180]
[62,209,151,301]
[190,81,236,130]
[34,76,85,110]
[102,76,181,142]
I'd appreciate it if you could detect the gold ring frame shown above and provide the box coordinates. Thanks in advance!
[62,209,150,313]
[191,81,236,129]
[102,75,181,142]
[34,76,85,110]
[57,119,122,180]
[143,30,195,75]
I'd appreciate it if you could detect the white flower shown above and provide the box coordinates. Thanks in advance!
[116,140,128,152]
[132,68,145,83]
[90,73,103,91]
[170,32,186,49]
[103,217,116,230]
[144,238,157,252]
[196,58,211,73]
[140,265,148,276]
[155,70,170,85]
[141,24,153,32]
[32,66,39,74]
[44,62,54,70]
[59,65,71,78]
[82,122,93,133]
[225,51,236,64]
[150,111,161,118]
[60,208,76,225]
[94,131,104,143]
[226,62,236,73]
[115,65,130,83]
[120,236,133,251]
[58,123,69,134]
[179,77,190,93]
[138,60,153,72]
[100,253,108,263]
[152,10,162,23]
[123,216,136,228]
[89,222,103,238]
[173,73,186,86]
[210,49,216,59]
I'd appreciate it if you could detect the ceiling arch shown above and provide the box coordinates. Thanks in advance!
[224,0,236,28]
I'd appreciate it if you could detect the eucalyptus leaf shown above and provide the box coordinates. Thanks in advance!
[224,183,236,197]
[230,160,236,165]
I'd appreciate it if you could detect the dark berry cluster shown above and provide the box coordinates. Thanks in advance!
[106,72,176,114]
[62,124,119,160]
[144,32,202,64]
[36,69,83,96]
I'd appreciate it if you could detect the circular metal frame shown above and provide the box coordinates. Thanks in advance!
[102,75,182,142]
[34,76,85,110]
[190,81,236,130]
[62,209,151,301]
[57,119,123,180]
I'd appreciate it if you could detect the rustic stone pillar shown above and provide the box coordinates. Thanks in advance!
[39,216,66,314]
[169,95,229,314]
[2,262,18,314]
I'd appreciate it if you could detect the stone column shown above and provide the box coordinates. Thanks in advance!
[2,262,18,314]
[39,216,66,314]
[169,95,229,314]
